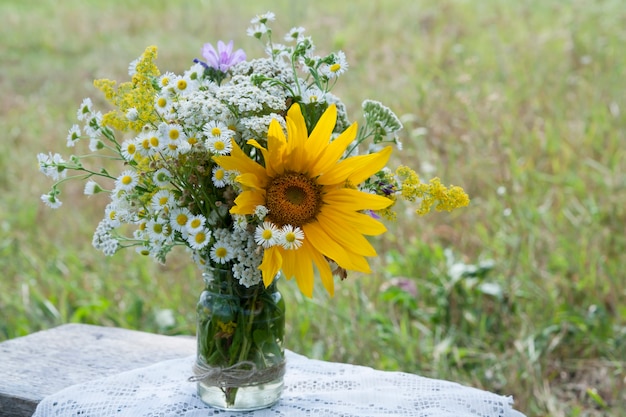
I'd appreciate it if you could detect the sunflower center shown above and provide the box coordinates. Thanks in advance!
[266,172,322,227]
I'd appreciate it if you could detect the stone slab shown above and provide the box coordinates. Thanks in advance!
[0,324,196,417]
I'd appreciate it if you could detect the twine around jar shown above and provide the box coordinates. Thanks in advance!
[189,359,286,388]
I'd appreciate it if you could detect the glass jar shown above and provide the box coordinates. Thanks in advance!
[192,267,285,410]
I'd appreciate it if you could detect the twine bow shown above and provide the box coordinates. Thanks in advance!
[189,360,286,388]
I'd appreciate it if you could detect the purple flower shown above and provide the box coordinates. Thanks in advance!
[201,40,246,73]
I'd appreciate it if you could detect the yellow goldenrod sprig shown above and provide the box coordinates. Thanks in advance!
[395,166,470,215]
[94,46,161,132]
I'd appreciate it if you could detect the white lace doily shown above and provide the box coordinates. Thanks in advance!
[32,350,526,417]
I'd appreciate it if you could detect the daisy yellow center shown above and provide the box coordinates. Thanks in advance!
[176,213,188,226]
[262,229,273,240]
[127,143,136,154]
[215,247,227,258]
[190,219,201,228]
[212,127,222,136]
[161,77,170,86]
[159,197,168,206]
[150,136,159,147]
[121,175,132,185]
[285,232,297,243]
[266,172,322,226]
[195,232,206,244]
[153,223,163,233]
[188,136,198,145]
[169,130,179,140]
[330,63,341,73]
[177,80,187,90]
[215,169,224,180]
[214,141,225,151]
[157,97,167,108]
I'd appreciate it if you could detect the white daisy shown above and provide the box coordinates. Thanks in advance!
[84,179,102,196]
[162,140,191,158]
[66,124,81,147]
[186,214,206,234]
[171,74,197,96]
[143,131,162,157]
[154,93,173,117]
[169,207,192,232]
[120,139,138,161]
[76,98,94,121]
[321,50,349,78]
[157,72,176,89]
[284,27,306,42]
[128,58,139,76]
[103,203,121,228]
[151,189,174,213]
[206,136,232,155]
[250,11,275,25]
[187,229,211,250]
[247,23,268,39]
[232,214,248,232]
[40,192,62,209]
[114,170,139,192]
[37,152,67,181]
[302,86,327,104]
[88,137,103,152]
[254,205,268,220]
[146,217,170,243]
[184,62,206,82]
[159,122,186,143]
[153,168,172,187]
[209,241,234,264]
[211,166,227,188]
[125,107,139,122]
[279,225,305,250]
[203,120,230,139]
[254,221,279,248]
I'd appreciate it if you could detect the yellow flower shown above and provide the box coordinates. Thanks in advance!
[94,46,160,132]
[214,104,393,297]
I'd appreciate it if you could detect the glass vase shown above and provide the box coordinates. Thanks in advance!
[192,267,286,411]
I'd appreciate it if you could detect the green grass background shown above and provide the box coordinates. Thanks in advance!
[1,0,625,415]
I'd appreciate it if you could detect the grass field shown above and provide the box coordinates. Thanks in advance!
[1,0,625,415]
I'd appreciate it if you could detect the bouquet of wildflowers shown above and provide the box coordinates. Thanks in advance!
[37,12,469,408]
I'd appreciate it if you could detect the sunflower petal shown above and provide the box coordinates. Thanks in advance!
[306,105,337,164]
[318,146,392,186]
[265,120,287,176]
[236,173,260,189]
[322,206,388,235]
[260,247,282,288]
[230,190,265,214]
[281,247,315,297]
[323,188,393,211]
[306,239,335,296]
[311,122,358,175]
[316,211,378,256]
[303,222,371,273]
[213,140,265,181]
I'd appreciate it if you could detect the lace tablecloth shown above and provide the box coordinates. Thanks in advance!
[32,350,526,417]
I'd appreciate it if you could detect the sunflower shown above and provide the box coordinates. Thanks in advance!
[214,103,393,297]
